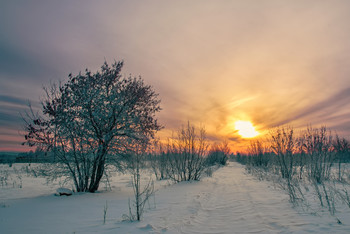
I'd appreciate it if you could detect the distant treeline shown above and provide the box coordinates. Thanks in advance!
[0,150,54,164]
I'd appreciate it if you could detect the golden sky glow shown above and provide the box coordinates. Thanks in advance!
[1,1,350,152]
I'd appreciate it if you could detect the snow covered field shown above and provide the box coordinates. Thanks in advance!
[1,162,349,233]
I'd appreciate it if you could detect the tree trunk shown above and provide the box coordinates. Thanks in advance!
[88,145,107,192]
[88,159,105,192]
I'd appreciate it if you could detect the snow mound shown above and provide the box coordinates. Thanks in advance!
[56,188,73,196]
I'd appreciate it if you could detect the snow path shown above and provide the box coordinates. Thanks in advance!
[141,163,348,233]
[1,162,349,233]
[179,164,308,233]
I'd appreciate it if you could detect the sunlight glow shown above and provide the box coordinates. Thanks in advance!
[234,121,259,138]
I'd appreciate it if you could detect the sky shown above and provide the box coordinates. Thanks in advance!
[1,0,350,152]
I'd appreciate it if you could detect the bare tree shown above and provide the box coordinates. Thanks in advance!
[22,61,161,192]
[166,122,209,182]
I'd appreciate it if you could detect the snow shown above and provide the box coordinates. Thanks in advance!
[1,162,350,233]
[56,188,73,196]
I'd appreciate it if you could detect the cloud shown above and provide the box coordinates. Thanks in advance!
[0,95,28,106]
[280,87,350,127]
[1,1,350,151]
[0,112,22,128]
[0,95,32,130]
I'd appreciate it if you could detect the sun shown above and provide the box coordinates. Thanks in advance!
[234,120,259,138]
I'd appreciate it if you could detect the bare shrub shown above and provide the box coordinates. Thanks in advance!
[247,140,270,168]
[332,184,350,208]
[231,152,249,165]
[270,127,296,180]
[148,140,169,180]
[245,127,304,204]
[124,146,155,221]
[333,135,349,181]
[301,126,334,183]
[243,125,349,220]
[206,140,230,166]
[166,122,209,182]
